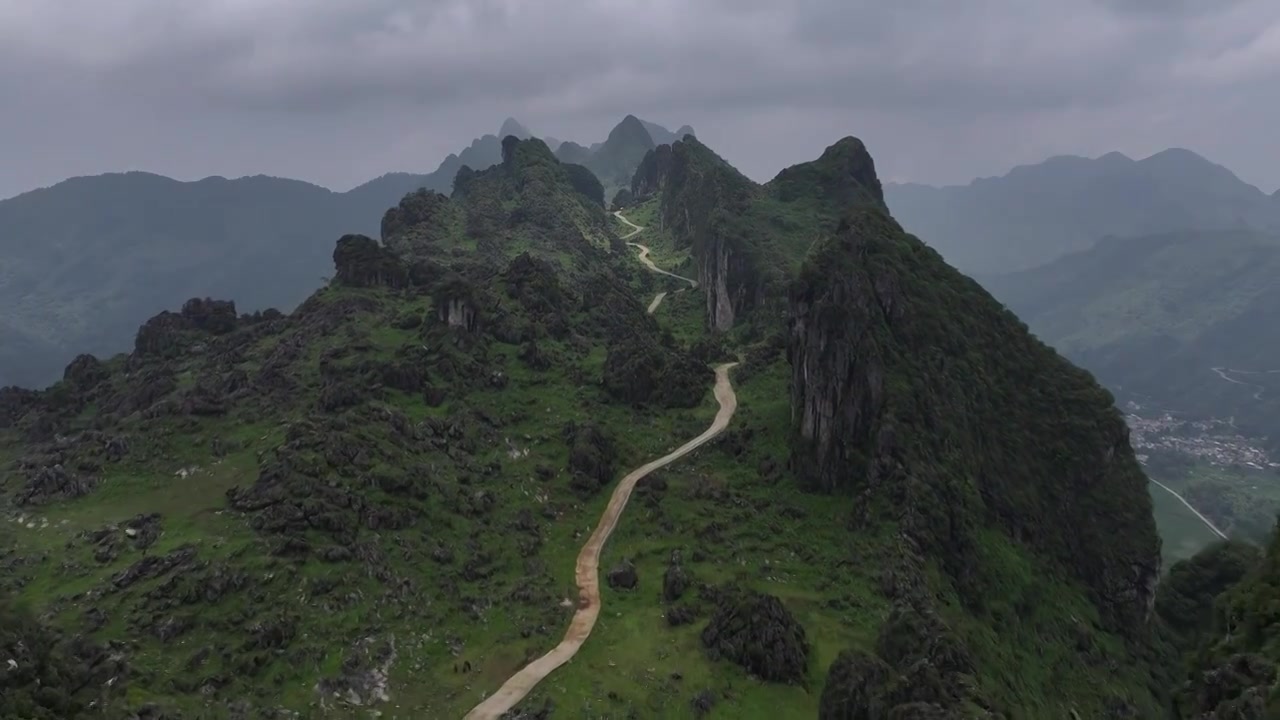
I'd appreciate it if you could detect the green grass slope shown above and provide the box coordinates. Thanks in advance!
[1,134,1182,719]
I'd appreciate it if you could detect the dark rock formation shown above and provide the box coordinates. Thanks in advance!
[63,353,108,388]
[819,605,986,718]
[380,189,454,252]
[631,144,674,200]
[819,650,897,720]
[565,422,616,496]
[563,163,605,207]
[663,549,689,602]
[700,586,809,683]
[133,311,189,357]
[0,386,38,428]
[332,234,409,288]
[16,464,99,506]
[607,559,638,590]
[691,689,717,717]
[1,600,128,718]
[111,546,197,591]
[787,207,1160,634]
[180,298,238,335]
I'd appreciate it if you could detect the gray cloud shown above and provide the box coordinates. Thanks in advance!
[1,0,1277,199]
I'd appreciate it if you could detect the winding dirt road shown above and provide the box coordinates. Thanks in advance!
[614,210,644,240]
[612,210,698,314]
[462,363,739,719]
[1149,478,1229,540]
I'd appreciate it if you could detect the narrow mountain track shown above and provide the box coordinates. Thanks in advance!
[462,362,738,719]
[612,210,698,314]
[614,209,645,240]
[461,211,740,719]
[1149,478,1229,540]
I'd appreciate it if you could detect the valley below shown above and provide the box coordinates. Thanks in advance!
[1124,402,1280,562]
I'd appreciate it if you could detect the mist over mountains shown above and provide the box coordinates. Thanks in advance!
[886,148,1280,274]
[0,116,692,388]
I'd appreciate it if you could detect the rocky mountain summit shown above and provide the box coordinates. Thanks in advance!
[0,131,1196,717]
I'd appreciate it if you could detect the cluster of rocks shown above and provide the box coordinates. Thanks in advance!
[82,513,163,563]
[818,603,993,718]
[700,585,810,684]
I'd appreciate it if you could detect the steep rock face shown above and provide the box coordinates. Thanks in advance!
[639,137,771,332]
[641,136,891,334]
[631,143,674,200]
[698,234,758,332]
[787,207,1161,633]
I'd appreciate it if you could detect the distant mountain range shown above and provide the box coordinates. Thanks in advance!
[981,228,1280,451]
[886,148,1280,274]
[0,116,692,388]
[6,123,1273,400]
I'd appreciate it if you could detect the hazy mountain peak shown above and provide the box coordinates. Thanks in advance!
[1141,146,1209,164]
[885,146,1280,274]
[1097,150,1133,164]
[498,117,532,139]
[610,115,652,142]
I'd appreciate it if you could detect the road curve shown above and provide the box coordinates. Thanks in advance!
[614,210,644,240]
[613,210,698,314]
[1149,478,1229,540]
[627,242,699,291]
[462,362,740,719]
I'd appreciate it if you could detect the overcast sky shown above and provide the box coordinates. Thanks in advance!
[2,0,1278,200]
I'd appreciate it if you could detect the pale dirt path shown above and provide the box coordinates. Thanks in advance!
[626,242,699,291]
[463,363,740,719]
[612,210,698,316]
[614,210,644,240]
[1149,478,1229,540]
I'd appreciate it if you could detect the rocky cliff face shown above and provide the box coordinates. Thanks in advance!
[630,144,674,201]
[634,138,776,333]
[788,206,1161,634]
[639,136,895,336]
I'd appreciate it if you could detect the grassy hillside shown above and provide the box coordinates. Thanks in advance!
[2,135,1181,718]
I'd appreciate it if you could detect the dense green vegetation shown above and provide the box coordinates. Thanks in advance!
[1147,525,1280,717]
[0,130,1202,717]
